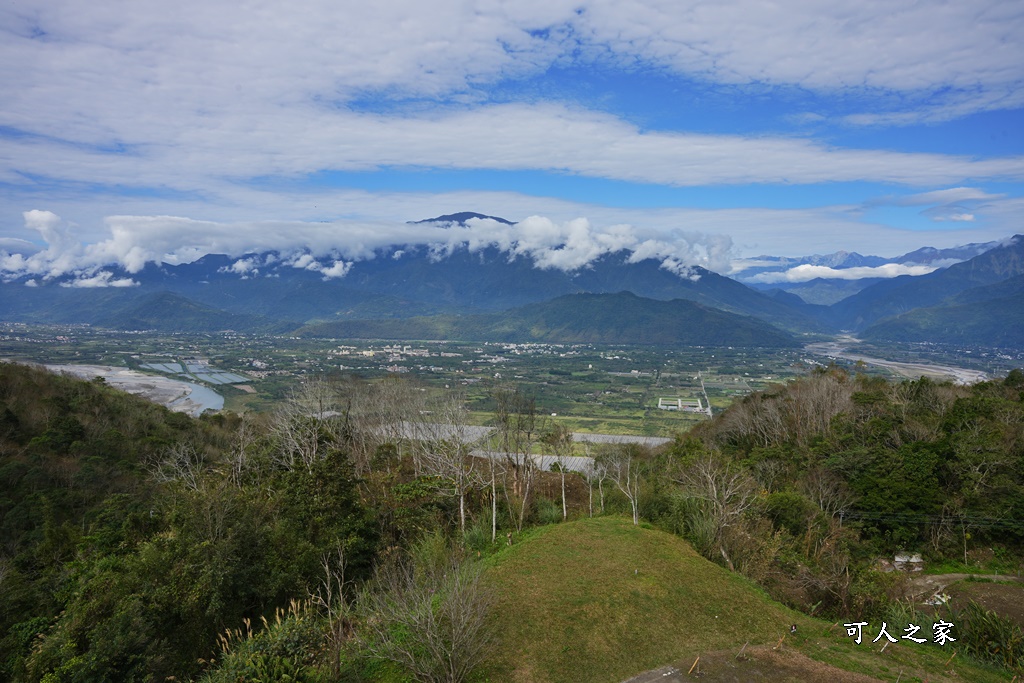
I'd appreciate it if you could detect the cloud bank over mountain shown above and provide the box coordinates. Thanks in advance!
[748,263,941,284]
[0,211,734,284]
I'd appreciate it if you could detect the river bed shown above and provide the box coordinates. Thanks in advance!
[43,364,224,416]
[804,338,988,385]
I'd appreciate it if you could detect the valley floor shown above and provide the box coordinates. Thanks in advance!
[805,337,989,384]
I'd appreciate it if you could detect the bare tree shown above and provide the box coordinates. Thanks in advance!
[224,413,266,487]
[271,376,341,471]
[311,542,355,676]
[352,376,426,476]
[583,442,609,515]
[676,453,757,562]
[543,423,574,520]
[360,553,492,683]
[492,387,541,532]
[475,440,504,544]
[751,458,787,494]
[600,442,643,525]
[579,440,603,517]
[417,392,486,533]
[149,440,205,491]
[800,468,856,519]
[712,371,856,449]
[786,372,854,446]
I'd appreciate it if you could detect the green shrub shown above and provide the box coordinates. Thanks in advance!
[463,514,495,554]
[202,602,327,683]
[534,497,563,526]
[954,600,1024,673]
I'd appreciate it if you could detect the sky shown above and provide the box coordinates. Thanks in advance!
[2,0,1024,284]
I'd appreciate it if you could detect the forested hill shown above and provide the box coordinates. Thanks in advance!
[0,363,376,681]
[861,274,1024,346]
[296,291,800,347]
[686,368,1024,552]
[825,234,1024,331]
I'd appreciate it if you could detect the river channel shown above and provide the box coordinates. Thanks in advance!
[43,364,224,416]
[804,337,988,385]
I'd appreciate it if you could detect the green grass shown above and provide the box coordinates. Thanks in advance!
[480,516,806,682]
[477,517,1014,683]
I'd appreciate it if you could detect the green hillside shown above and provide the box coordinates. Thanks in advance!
[96,291,294,332]
[297,291,799,347]
[861,274,1024,346]
[828,235,1024,330]
[482,517,802,682]
[863,293,1024,346]
[481,517,1010,683]
[2,365,1019,681]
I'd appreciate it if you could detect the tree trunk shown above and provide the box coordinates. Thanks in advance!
[561,469,567,520]
[490,470,497,544]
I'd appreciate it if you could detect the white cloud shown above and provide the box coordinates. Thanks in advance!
[3,2,1020,275]
[749,263,940,283]
[866,186,1004,224]
[921,208,974,224]
[886,187,1006,206]
[223,257,261,275]
[4,1,1021,135]
[0,210,86,280]
[3,105,1023,198]
[59,271,139,288]
[726,258,780,275]
[319,260,353,279]
[0,237,41,256]
[4,193,1017,285]
[0,0,1022,206]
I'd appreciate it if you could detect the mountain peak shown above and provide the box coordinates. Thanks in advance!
[412,212,515,226]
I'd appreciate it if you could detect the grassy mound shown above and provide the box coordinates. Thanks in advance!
[479,516,1013,683]
[481,516,805,682]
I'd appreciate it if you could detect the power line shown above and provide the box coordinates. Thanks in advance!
[841,510,1023,531]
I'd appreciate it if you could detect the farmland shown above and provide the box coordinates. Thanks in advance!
[3,322,1020,436]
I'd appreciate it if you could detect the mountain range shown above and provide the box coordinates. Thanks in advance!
[1,213,1022,349]
[295,291,800,347]
[826,234,1024,332]
[739,240,1001,305]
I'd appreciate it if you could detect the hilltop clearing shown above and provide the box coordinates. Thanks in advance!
[480,517,1010,683]
[482,516,803,682]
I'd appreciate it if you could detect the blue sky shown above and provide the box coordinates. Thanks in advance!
[1,0,1023,283]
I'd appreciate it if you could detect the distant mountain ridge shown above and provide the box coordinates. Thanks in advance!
[737,240,1001,280]
[827,235,1024,331]
[862,273,1024,347]
[1,242,825,334]
[296,291,799,347]
[2,211,1021,349]
[735,240,1003,306]
[96,292,292,333]
[895,241,1003,265]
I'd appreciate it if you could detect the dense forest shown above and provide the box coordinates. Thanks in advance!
[1,362,1022,680]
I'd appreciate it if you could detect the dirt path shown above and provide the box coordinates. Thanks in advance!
[905,572,1023,602]
[621,646,883,682]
